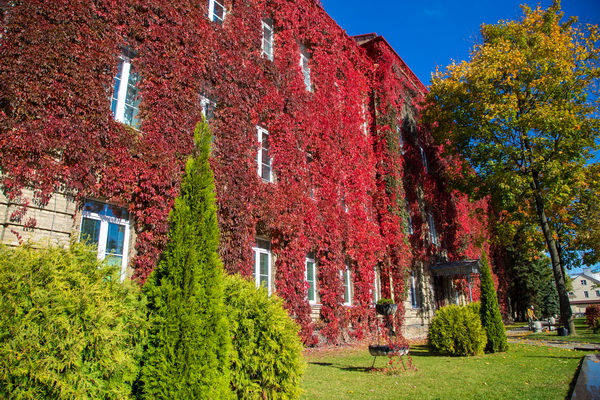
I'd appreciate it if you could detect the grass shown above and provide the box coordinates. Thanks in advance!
[523,317,600,344]
[301,343,583,400]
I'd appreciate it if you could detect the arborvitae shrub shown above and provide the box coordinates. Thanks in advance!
[0,244,145,399]
[428,304,487,356]
[224,274,305,400]
[479,251,508,353]
[585,304,600,333]
[138,120,231,399]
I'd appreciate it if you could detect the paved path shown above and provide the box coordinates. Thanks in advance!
[506,326,600,350]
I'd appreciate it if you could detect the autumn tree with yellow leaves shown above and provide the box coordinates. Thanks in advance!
[426,1,600,335]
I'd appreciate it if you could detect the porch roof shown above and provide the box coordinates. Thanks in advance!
[431,260,480,277]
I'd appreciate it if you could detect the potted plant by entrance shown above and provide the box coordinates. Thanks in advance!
[375,298,398,316]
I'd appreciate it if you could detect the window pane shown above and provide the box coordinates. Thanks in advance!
[111,60,124,117]
[83,199,105,214]
[80,217,100,248]
[105,222,125,257]
[260,131,272,181]
[212,0,225,24]
[307,261,315,302]
[262,19,273,60]
[123,67,140,127]
[106,204,129,220]
[259,252,269,287]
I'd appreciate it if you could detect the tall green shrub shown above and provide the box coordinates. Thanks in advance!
[138,120,231,399]
[0,244,145,399]
[479,251,508,353]
[223,275,305,400]
[428,304,487,356]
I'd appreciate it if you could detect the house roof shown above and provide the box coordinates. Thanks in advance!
[570,269,600,284]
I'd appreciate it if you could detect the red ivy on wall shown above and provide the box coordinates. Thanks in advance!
[0,0,502,344]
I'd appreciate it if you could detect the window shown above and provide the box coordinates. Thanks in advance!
[208,0,226,24]
[341,265,352,305]
[419,146,430,173]
[252,238,272,294]
[256,126,273,182]
[410,271,421,308]
[372,266,381,303]
[404,200,414,235]
[596,290,600,297]
[200,95,216,121]
[79,200,130,280]
[111,53,141,127]
[306,254,317,304]
[427,210,438,245]
[581,279,588,286]
[397,126,405,154]
[306,151,315,199]
[261,18,274,61]
[299,45,311,92]
[584,291,590,298]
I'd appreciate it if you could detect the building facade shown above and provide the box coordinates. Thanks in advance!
[569,268,600,314]
[0,0,497,344]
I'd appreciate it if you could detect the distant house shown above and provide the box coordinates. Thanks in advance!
[568,268,600,314]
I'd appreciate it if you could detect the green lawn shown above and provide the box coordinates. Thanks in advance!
[301,343,583,400]
[524,317,600,344]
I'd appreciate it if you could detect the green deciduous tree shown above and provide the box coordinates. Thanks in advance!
[426,1,600,335]
[138,119,232,399]
[0,244,145,400]
[479,251,508,353]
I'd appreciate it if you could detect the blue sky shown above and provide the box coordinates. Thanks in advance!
[321,0,600,86]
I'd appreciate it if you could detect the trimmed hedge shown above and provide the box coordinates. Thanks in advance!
[428,304,487,356]
[0,244,145,399]
[224,274,305,400]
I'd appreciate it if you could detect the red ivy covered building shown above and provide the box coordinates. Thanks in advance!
[0,0,499,344]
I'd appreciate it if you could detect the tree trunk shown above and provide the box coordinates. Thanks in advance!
[531,174,575,334]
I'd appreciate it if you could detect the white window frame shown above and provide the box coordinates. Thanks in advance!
[596,290,600,297]
[257,126,273,182]
[252,238,272,294]
[299,45,312,92]
[581,279,588,286]
[306,255,317,304]
[208,0,226,24]
[111,54,140,127]
[79,200,130,281]
[261,18,274,61]
[584,291,590,298]
[341,264,352,306]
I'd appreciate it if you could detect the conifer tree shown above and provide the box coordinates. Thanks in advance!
[479,251,508,353]
[138,119,232,399]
